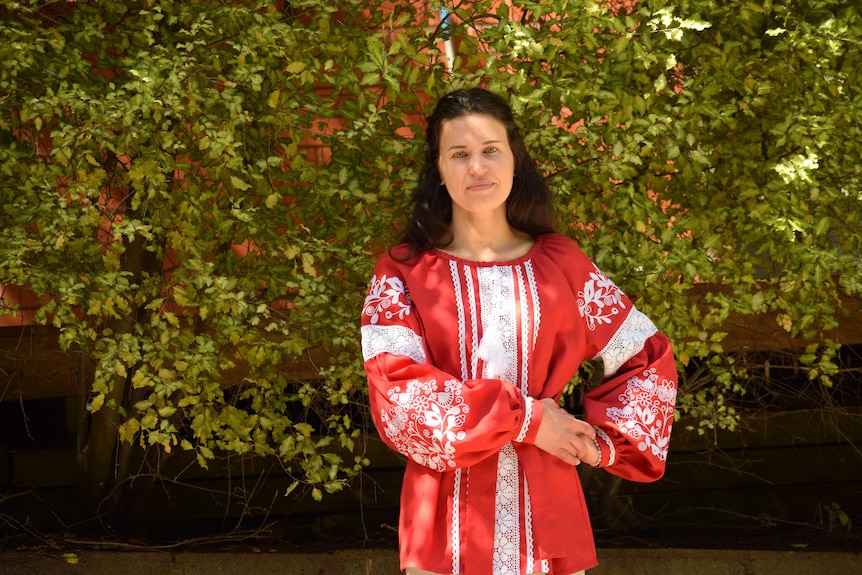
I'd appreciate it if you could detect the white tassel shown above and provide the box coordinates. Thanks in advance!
[474,266,509,380]
[477,320,508,380]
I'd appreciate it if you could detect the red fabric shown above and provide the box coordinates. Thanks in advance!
[361,233,677,575]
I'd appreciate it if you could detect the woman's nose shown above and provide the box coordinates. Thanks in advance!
[469,155,486,174]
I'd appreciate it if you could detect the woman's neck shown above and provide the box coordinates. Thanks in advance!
[443,216,534,262]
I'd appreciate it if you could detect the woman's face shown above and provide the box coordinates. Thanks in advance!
[437,113,515,222]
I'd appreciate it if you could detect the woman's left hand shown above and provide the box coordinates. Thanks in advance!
[533,398,597,466]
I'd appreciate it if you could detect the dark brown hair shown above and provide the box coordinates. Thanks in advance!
[398,87,556,256]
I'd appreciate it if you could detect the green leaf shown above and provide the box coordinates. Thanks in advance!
[267,89,280,109]
[2,0,857,512]
[230,176,251,191]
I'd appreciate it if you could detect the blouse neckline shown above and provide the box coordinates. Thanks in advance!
[430,234,547,266]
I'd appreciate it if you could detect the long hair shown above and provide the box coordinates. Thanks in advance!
[398,87,556,257]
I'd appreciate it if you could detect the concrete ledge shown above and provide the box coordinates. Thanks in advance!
[0,548,859,575]
[596,548,860,575]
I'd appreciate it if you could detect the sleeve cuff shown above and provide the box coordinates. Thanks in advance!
[514,396,544,444]
[591,425,615,467]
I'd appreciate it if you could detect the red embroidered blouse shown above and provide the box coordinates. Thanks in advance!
[361,233,678,575]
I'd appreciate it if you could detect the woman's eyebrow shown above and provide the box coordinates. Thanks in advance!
[445,139,502,150]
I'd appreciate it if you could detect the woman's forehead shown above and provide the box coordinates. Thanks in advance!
[439,114,507,146]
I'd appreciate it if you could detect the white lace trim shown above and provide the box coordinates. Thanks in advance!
[523,472,535,572]
[380,377,469,471]
[450,260,469,381]
[463,263,480,380]
[452,468,462,574]
[577,264,627,330]
[594,426,615,466]
[493,442,520,575]
[514,397,534,443]
[361,324,426,364]
[515,265,530,395]
[524,260,540,352]
[606,368,677,461]
[476,266,518,382]
[594,308,658,377]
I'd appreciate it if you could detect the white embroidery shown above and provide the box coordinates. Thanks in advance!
[361,324,426,364]
[514,397,534,443]
[381,378,469,471]
[493,442,520,575]
[363,274,411,324]
[577,264,627,330]
[476,266,517,382]
[606,368,677,461]
[595,308,658,377]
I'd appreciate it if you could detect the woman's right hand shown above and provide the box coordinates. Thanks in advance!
[532,397,597,467]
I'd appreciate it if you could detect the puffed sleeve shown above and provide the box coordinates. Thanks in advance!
[360,250,543,473]
[554,239,678,482]
[583,331,677,482]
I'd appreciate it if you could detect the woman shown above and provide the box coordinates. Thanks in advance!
[360,88,678,575]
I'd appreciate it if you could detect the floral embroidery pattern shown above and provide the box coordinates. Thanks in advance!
[606,368,677,461]
[381,378,469,471]
[363,274,411,325]
[577,265,627,330]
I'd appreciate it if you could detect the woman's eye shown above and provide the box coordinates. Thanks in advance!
[453,152,467,159]
[485,146,498,154]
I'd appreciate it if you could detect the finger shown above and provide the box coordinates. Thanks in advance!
[544,402,593,438]
[555,450,581,467]
[569,418,595,438]
[564,435,585,461]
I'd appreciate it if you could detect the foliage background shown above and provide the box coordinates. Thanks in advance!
[0,0,859,532]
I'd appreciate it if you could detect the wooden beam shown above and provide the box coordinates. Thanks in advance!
[687,286,862,351]
[0,326,84,401]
